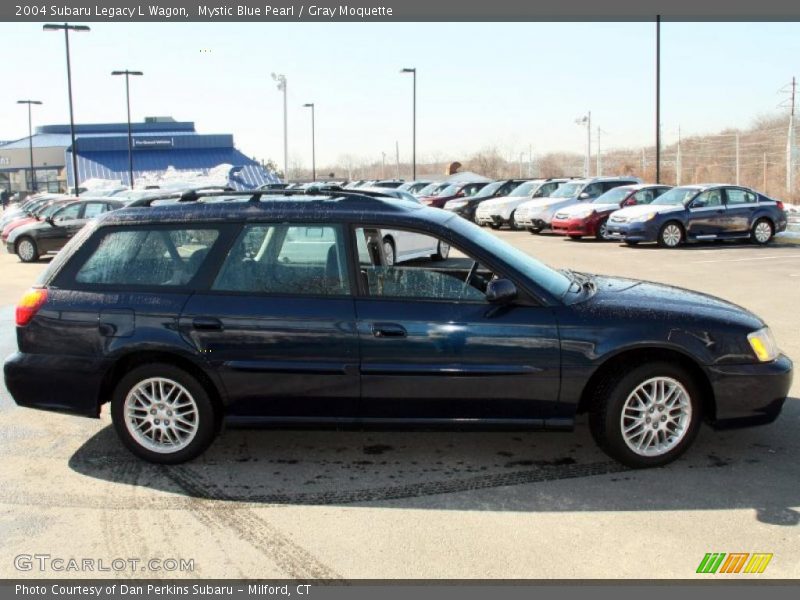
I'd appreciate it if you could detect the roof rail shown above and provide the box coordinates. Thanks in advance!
[126,186,399,208]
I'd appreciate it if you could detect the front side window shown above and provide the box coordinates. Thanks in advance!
[54,203,83,221]
[83,202,110,218]
[356,227,496,303]
[76,228,219,286]
[213,224,349,296]
[692,189,723,208]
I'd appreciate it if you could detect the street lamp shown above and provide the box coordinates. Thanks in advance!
[111,70,143,188]
[302,103,316,181]
[17,100,42,191]
[575,112,591,178]
[400,67,416,180]
[43,23,90,196]
[271,73,288,182]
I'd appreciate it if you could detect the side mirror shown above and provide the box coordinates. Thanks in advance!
[622,198,636,207]
[691,199,706,209]
[486,279,517,304]
[578,192,590,200]
[456,191,465,198]
[45,216,55,226]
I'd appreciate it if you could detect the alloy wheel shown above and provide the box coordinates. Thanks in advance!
[661,224,682,247]
[17,239,36,262]
[124,377,199,454]
[754,221,772,243]
[382,241,395,266]
[620,376,692,457]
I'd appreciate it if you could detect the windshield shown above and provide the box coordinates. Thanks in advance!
[651,186,699,206]
[38,202,69,217]
[550,182,583,198]
[448,217,571,299]
[472,181,504,198]
[509,181,540,197]
[437,184,461,197]
[592,187,631,205]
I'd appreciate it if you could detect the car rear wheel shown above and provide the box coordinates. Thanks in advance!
[382,237,396,266]
[509,212,521,230]
[589,362,701,468]
[488,223,501,230]
[751,218,774,245]
[657,222,684,248]
[16,237,39,263]
[527,227,542,235]
[111,363,217,464]
[596,218,610,241]
[432,240,450,261]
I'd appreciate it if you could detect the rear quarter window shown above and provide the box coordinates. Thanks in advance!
[74,227,220,287]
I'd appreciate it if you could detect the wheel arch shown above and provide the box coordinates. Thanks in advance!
[97,350,226,430]
[576,346,716,422]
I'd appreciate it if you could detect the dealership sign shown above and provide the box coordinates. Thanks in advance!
[132,137,174,149]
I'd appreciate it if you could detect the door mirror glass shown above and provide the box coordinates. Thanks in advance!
[485,279,517,304]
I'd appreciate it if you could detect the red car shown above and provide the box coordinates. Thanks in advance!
[551,184,672,240]
[419,181,488,208]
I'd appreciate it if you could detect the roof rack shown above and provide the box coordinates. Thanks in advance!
[125,186,399,208]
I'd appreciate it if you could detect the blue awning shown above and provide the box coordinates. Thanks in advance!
[66,148,281,190]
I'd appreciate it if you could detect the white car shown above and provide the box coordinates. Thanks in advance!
[515,176,641,233]
[475,179,567,229]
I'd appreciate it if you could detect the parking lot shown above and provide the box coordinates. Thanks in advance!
[0,230,798,579]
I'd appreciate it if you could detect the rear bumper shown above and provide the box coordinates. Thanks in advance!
[3,352,109,418]
[707,354,793,428]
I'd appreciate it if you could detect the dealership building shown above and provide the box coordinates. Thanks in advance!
[0,117,279,193]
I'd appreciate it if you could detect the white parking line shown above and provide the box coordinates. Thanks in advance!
[693,254,800,264]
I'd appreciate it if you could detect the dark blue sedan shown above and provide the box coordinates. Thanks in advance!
[606,184,788,247]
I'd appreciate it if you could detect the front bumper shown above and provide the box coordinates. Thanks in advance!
[707,354,793,428]
[4,351,110,418]
[443,205,473,219]
[551,217,596,237]
[605,220,659,242]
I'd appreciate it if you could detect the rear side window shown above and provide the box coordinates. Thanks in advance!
[75,228,219,286]
[726,189,757,205]
[212,223,350,296]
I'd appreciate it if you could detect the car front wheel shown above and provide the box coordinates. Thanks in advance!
[751,218,774,245]
[111,363,217,464]
[589,362,701,468]
[432,240,450,261]
[658,222,684,248]
[16,237,39,263]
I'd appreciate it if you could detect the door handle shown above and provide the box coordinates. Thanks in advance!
[192,317,223,331]
[371,323,407,338]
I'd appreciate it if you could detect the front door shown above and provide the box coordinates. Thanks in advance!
[353,226,561,423]
[687,188,726,238]
[181,223,360,419]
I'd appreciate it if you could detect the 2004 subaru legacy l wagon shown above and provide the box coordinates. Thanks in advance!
[3,190,793,468]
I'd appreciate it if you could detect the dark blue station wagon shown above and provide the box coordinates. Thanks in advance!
[3,191,793,468]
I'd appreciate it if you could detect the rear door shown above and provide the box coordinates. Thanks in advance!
[723,187,759,235]
[180,222,360,419]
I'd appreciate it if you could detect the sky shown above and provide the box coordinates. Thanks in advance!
[0,21,798,170]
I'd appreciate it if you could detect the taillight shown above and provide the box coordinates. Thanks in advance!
[16,288,48,327]
[776,201,784,211]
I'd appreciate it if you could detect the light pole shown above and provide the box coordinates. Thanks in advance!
[655,14,661,183]
[400,68,416,180]
[271,73,288,182]
[17,100,42,191]
[302,102,316,181]
[111,70,143,188]
[575,112,591,178]
[43,23,90,195]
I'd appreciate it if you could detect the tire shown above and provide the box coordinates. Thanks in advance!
[432,240,450,261]
[657,221,684,248]
[111,363,217,464]
[509,211,521,230]
[588,361,702,468]
[382,237,396,266]
[527,227,542,235]
[624,240,639,246]
[751,218,774,245]
[488,223,501,230]
[568,235,582,241]
[596,218,610,241]
[15,237,39,263]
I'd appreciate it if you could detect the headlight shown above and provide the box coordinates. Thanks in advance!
[631,212,657,222]
[446,200,467,209]
[747,327,779,362]
[573,209,595,219]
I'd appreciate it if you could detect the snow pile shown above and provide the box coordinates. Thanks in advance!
[133,164,233,190]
